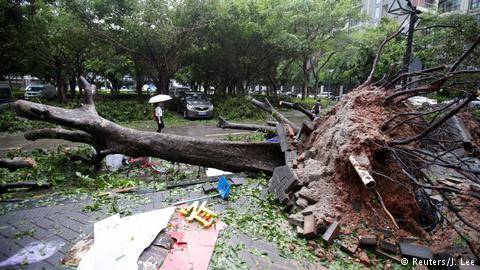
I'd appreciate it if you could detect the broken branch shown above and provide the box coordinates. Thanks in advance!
[279,101,315,121]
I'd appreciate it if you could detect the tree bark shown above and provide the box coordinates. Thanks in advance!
[279,101,315,121]
[0,157,37,171]
[14,78,284,173]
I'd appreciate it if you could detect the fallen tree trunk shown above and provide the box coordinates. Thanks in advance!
[14,78,284,173]
[217,117,276,134]
[0,157,37,171]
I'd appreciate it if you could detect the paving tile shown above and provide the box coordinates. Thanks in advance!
[24,260,54,270]
[0,224,18,239]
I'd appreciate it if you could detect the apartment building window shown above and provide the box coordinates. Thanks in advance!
[439,0,461,13]
[475,13,480,22]
[471,0,480,10]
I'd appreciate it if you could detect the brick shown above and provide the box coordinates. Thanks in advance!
[359,235,377,247]
[302,215,316,237]
[322,220,340,245]
[399,242,433,260]
[379,240,398,254]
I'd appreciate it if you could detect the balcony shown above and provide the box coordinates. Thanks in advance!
[438,0,461,13]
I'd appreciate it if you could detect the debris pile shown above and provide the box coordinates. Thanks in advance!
[266,85,480,262]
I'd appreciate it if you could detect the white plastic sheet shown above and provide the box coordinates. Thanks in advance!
[78,207,175,270]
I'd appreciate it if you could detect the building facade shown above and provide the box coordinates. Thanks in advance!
[360,0,480,25]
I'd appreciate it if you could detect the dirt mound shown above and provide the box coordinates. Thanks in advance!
[292,86,425,236]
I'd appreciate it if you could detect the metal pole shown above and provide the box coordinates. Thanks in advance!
[402,9,417,86]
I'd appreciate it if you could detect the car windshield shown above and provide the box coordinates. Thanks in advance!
[185,93,208,102]
[29,87,43,92]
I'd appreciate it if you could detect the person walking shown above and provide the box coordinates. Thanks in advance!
[312,100,322,118]
[154,102,165,133]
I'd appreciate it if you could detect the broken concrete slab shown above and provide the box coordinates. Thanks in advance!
[302,215,317,238]
[297,187,318,204]
[359,235,377,247]
[295,198,309,209]
[288,212,304,227]
[300,205,315,216]
[399,242,433,260]
[322,220,340,245]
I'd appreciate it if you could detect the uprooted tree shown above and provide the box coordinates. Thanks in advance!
[12,30,480,259]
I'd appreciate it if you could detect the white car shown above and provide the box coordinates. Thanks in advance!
[24,84,57,100]
[407,96,437,107]
[470,97,480,109]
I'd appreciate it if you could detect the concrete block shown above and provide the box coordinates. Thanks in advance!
[399,242,433,260]
[297,187,318,203]
[288,213,304,227]
[322,220,340,245]
[303,215,316,238]
[359,235,377,247]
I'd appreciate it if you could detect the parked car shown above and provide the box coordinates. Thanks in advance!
[0,82,14,105]
[407,96,437,107]
[178,92,214,119]
[24,84,57,100]
[470,97,480,109]
[169,86,191,98]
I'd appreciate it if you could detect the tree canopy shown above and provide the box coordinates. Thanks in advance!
[1,0,478,100]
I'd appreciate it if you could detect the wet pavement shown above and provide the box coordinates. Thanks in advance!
[0,179,322,270]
